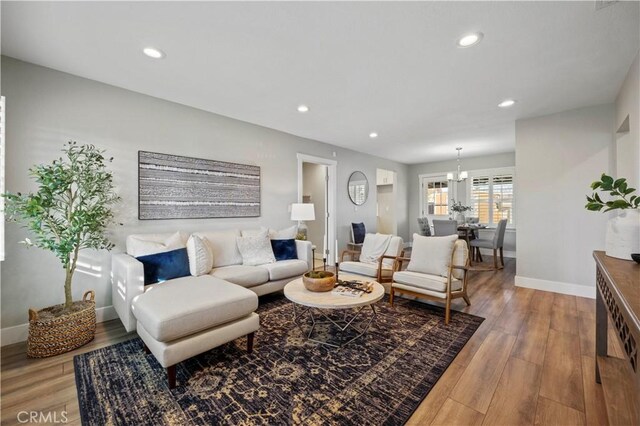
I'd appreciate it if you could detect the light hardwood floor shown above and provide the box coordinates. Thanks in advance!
[0,258,619,425]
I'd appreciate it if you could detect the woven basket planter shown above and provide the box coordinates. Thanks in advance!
[27,290,96,358]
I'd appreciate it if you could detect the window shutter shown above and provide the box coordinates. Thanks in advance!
[470,176,490,223]
[493,174,514,224]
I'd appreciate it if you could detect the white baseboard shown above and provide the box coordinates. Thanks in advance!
[0,305,118,347]
[515,275,595,299]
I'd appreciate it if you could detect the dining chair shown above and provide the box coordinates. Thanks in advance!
[470,219,508,269]
[348,222,366,251]
[432,219,458,236]
[417,217,431,236]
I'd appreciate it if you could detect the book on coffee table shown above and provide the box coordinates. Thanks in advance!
[331,286,364,298]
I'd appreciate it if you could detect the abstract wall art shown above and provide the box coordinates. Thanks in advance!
[138,151,260,220]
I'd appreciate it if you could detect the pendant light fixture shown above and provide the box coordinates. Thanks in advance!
[447,147,468,182]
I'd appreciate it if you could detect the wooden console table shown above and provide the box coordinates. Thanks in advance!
[594,251,639,425]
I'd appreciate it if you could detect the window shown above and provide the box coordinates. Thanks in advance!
[420,176,449,216]
[468,168,515,226]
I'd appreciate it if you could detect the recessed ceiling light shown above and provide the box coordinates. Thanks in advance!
[457,32,483,48]
[498,99,517,108]
[369,132,378,139]
[297,105,310,113]
[143,47,165,59]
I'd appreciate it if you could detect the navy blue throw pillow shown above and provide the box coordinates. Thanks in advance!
[136,248,190,285]
[352,222,366,244]
[270,239,298,261]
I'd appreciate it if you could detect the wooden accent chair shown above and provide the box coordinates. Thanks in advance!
[390,234,470,324]
[340,234,404,288]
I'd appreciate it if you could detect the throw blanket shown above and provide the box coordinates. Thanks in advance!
[359,233,392,265]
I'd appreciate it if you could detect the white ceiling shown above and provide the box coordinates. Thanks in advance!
[2,1,639,164]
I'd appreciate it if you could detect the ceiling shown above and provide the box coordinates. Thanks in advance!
[2,1,639,164]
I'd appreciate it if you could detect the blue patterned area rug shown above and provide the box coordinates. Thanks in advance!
[74,295,483,425]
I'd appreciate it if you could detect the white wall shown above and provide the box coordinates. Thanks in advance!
[515,104,614,298]
[302,162,326,257]
[0,57,409,335]
[615,51,639,188]
[407,152,516,254]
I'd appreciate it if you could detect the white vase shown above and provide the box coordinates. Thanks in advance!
[455,212,465,225]
[605,209,640,260]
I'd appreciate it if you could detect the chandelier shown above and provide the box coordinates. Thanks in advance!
[447,147,468,182]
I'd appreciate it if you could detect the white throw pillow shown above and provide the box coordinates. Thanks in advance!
[127,232,184,257]
[194,230,243,268]
[360,233,392,265]
[236,235,276,266]
[268,225,298,239]
[241,227,268,237]
[186,235,214,276]
[407,234,458,277]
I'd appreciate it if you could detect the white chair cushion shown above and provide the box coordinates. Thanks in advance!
[126,232,185,257]
[132,275,258,342]
[393,270,462,293]
[210,265,269,288]
[407,234,457,277]
[194,230,243,268]
[382,236,404,268]
[268,225,298,239]
[186,234,213,276]
[339,261,393,279]
[236,234,276,266]
[258,259,308,281]
[452,240,468,280]
[360,233,392,265]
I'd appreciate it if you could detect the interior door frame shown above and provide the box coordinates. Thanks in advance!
[297,153,338,264]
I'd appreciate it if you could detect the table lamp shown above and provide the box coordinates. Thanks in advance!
[290,203,315,239]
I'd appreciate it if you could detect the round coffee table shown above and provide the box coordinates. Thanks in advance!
[284,274,385,348]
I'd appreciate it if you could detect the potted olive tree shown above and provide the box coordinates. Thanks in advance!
[4,142,120,357]
[585,173,640,260]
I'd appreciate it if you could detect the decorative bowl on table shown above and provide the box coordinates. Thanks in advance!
[302,271,336,292]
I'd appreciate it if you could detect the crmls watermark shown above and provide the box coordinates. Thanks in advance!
[17,411,68,424]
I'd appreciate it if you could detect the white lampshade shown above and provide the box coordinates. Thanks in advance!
[459,170,468,180]
[290,203,315,221]
[447,172,454,181]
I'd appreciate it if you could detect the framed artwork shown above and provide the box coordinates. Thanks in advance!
[138,151,260,220]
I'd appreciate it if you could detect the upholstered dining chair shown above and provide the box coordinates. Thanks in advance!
[390,234,471,324]
[417,217,431,236]
[470,219,508,270]
[432,219,458,236]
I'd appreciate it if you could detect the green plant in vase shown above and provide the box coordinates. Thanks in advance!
[585,173,639,261]
[3,142,120,357]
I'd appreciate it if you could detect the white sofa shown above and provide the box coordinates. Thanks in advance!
[112,230,313,333]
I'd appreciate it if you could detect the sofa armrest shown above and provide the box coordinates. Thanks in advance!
[295,240,313,271]
[111,252,145,332]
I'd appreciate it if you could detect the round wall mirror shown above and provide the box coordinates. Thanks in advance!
[348,171,369,205]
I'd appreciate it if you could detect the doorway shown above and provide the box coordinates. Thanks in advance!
[376,169,397,235]
[297,154,337,266]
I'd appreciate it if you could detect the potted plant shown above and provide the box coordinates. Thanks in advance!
[4,142,120,357]
[451,200,473,225]
[585,173,640,260]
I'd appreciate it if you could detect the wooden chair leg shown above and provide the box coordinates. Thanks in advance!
[477,248,483,262]
[463,294,471,306]
[493,249,498,269]
[167,365,176,389]
[500,247,505,268]
[445,296,451,324]
[247,332,255,354]
[389,287,395,306]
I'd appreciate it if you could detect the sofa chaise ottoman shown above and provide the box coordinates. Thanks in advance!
[132,275,260,389]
